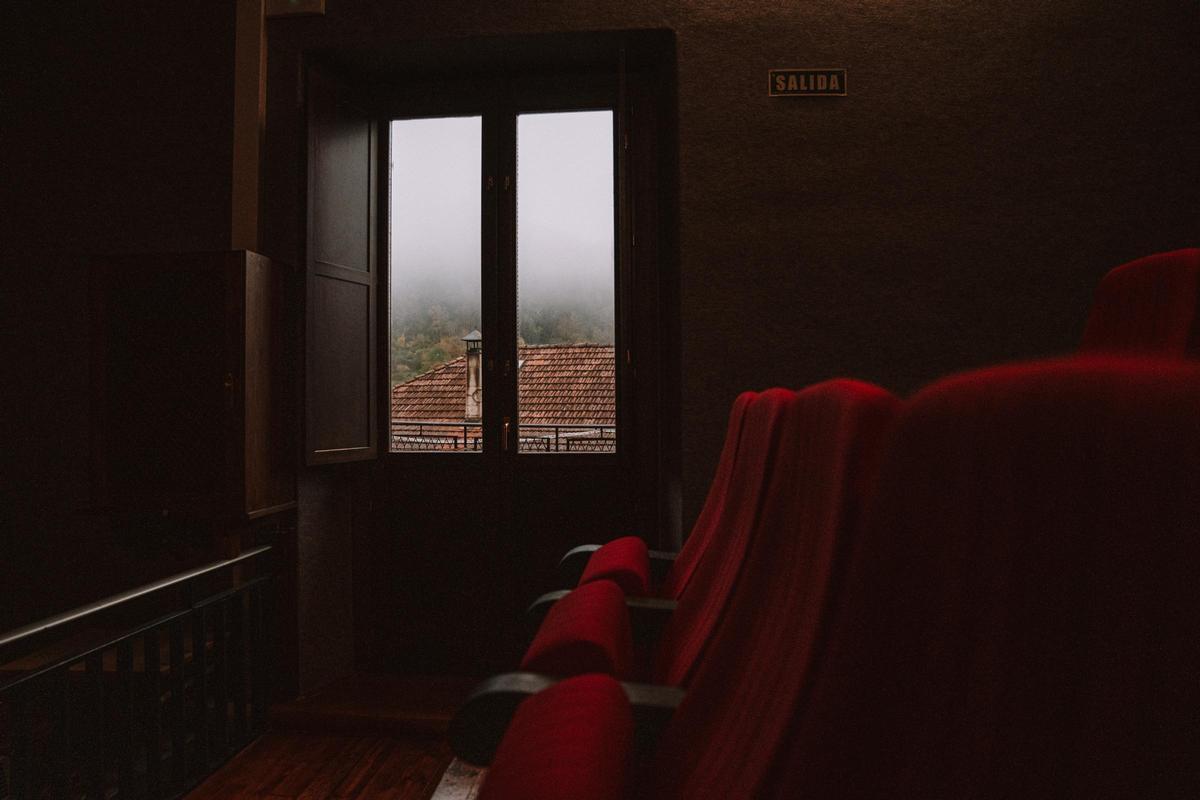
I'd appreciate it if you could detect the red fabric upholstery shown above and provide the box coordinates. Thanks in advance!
[1080,248,1200,358]
[652,387,800,685]
[647,380,900,798]
[520,580,633,679]
[577,535,651,596]
[772,357,1200,799]
[478,674,633,800]
[523,394,759,683]
[658,391,755,599]
[567,392,750,603]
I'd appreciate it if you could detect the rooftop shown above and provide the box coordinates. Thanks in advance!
[390,343,615,427]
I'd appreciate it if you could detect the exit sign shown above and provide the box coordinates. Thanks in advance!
[769,69,847,97]
[265,0,326,17]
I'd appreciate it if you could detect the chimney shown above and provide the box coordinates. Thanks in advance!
[463,330,482,421]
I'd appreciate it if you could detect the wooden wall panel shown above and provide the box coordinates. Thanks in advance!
[305,67,377,465]
[307,275,373,454]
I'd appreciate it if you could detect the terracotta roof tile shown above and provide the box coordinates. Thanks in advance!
[390,344,615,435]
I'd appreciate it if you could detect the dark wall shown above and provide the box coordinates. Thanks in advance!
[2,2,237,630]
[261,0,1199,533]
[3,1,1196,686]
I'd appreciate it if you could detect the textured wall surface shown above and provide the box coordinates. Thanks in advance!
[4,1,1196,683]
[3,1,237,630]
[263,0,1199,529]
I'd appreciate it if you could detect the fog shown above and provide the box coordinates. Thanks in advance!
[389,111,614,339]
[516,110,614,309]
[389,115,482,311]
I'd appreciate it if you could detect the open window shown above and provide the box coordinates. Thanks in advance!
[387,108,618,455]
[303,31,679,672]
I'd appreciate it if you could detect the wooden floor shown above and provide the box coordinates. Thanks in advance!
[185,674,482,800]
[185,730,452,799]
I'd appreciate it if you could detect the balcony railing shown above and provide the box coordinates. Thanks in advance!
[390,420,616,453]
[0,546,275,800]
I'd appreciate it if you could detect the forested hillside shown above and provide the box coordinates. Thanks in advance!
[390,293,614,386]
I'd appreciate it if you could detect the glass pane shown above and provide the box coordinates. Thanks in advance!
[517,110,616,453]
[388,116,483,453]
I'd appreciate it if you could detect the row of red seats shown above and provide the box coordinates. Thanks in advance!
[452,248,1199,798]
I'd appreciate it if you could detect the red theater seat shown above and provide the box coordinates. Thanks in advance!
[523,383,890,688]
[478,674,634,800]
[564,392,755,599]
[472,379,900,796]
[776,356,1200,798]
[520,579,633,679]
[476,358,1200,799]
[1080,247,1200,357]
[524,389,793,684]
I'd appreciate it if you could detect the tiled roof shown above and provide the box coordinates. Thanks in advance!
[390,344,615,426]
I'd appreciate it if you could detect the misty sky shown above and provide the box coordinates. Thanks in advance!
[389,111,614,323]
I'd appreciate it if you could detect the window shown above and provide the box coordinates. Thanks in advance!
[388,116,484,451]
[386,108,618,454]
[516,111,615,453]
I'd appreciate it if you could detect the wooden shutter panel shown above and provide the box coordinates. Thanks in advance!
[305,67,377,464]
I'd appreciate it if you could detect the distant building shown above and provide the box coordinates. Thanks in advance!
[390,339,615,452]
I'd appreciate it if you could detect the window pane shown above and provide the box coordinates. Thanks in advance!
[388,116,484,453]
[516,110,616,453]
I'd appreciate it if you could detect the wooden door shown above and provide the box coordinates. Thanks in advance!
[307,64,670,676]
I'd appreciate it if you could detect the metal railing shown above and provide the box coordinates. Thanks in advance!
[390,420,616,453]
[516,424,616,453]
[0,546,275,800]
[390,421,483,452]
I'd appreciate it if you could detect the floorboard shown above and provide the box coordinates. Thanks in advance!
[184,674,474,800]
[185,732,453,800]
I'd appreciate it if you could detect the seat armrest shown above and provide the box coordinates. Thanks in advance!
[449,672,559,766]
[557,544,602,587]
[449,671,685,765]
[527,589,571,633]
[626,596,678,647]
[622,679,686,755]
[647,549,678,585]
[526,590,677,646]
[559,538,654,595]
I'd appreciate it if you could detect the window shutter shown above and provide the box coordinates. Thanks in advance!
[304,66,378,463]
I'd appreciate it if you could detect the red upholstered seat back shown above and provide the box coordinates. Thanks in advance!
[651,389,797,685]
[646,382,899,798]
[520,579,633,679]
[478,674,634,800]
[771,357,1200,799]
[1080,248,1200,358]
[659,392,754,599]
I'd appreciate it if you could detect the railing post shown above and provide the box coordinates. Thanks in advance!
[193,605,210,773]
[169,617,187,789]
[232,593,248,745]
[85,652,106,800]
[249,581,266,733]
[116,640,135,799]
[10,684,34,800]
[144,627,163,797]
[212,599,229,760]
[50,669,71,799]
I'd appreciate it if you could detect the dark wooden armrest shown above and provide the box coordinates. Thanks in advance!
[625,596,677,646]
[623,680,687,755]
[557,544,603,587]
[449,672,559,765]
[526,589,571,634]
[647,549,678,585]
[525,591,677,645]
[448,672,685,765]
